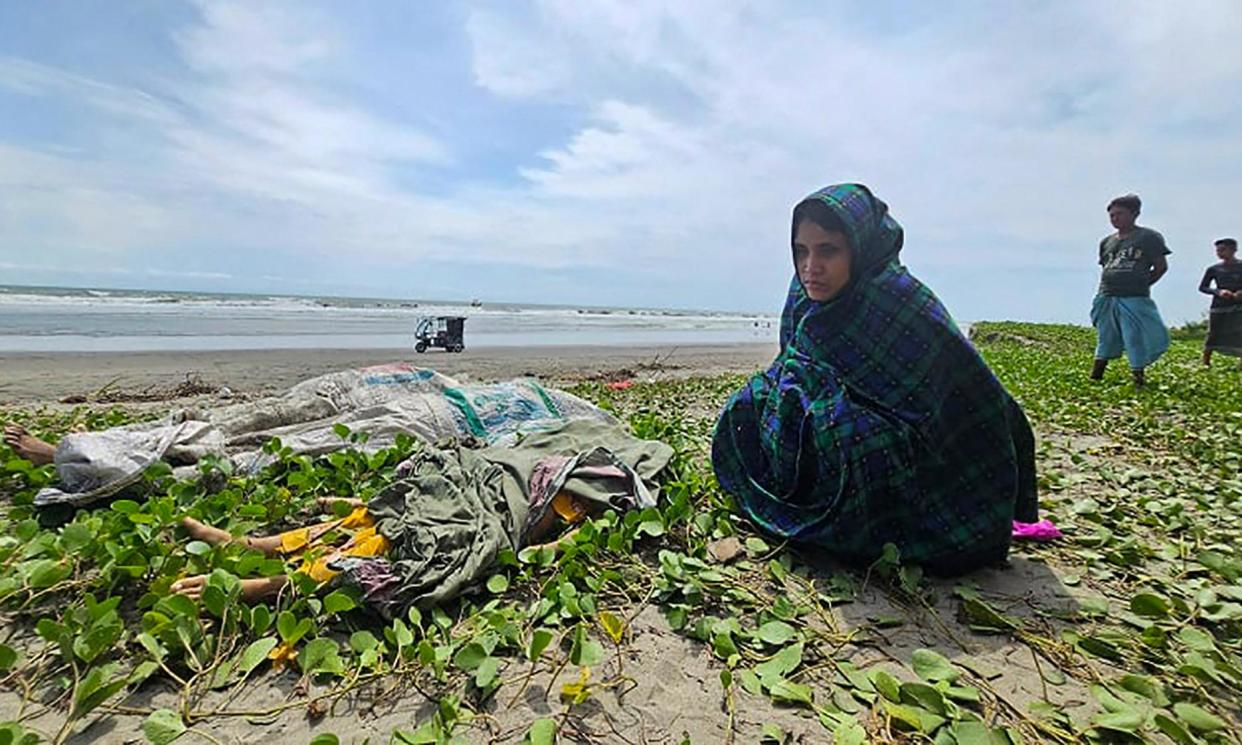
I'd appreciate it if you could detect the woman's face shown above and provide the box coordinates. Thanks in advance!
[794,219,852,302]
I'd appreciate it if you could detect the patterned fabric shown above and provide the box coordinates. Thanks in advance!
[514,444,659,546]
[1091,294,1170,369]
[278,507,391,583]
[712,183,1037,574]
[551,492,589,524]
[340,419,671,615]
[442,379,571,442]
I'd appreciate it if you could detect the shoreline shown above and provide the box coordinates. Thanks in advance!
[0,342,778,404]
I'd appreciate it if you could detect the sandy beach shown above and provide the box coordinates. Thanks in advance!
[4,326,1228,742]
[0,342,778,405]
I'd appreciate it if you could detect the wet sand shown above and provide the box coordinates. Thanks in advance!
[0,342,778,404]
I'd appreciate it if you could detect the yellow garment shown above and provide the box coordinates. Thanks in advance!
[551,491,588,525]
[276,507,390,583]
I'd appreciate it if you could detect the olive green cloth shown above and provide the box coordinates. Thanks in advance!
[362,419,673,610]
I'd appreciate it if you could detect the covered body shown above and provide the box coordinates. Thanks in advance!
[35,364,614,508]
[332,418,673,614]
[711,184,1037,574]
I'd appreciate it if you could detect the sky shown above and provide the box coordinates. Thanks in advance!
[1,1,1240,322]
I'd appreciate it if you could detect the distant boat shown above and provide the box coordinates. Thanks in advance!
[470,299,482,308]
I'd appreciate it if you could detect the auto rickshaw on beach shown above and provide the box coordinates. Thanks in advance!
[414,316,466,353]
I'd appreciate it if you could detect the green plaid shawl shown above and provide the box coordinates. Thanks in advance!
[712,184,1037,574]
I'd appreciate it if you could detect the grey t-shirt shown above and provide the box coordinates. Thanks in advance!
[1098,227,1170,297]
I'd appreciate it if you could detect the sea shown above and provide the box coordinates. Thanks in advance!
[0,285,778,353]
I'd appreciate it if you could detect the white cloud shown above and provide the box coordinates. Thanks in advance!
[145,268,233,280]
[1,1,1241,319]
[174,1,336,74]
[0,56,175,125]
[466,8,569,97]
[0,145,185,256]
[0,2,460,268]
[0,261,228,281]
[460,0,1242,318]
[523,101,704,196]
[198,80,447,165]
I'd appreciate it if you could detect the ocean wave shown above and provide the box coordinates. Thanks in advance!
[0,287,771,321]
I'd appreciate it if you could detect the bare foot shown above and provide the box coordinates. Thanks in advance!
[3,425,56,466]
[171,574,289,603]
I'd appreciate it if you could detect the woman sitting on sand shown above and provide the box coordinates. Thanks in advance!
[711,183,1038,575]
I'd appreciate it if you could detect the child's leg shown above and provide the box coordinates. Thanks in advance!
[181,517,285,555]
[180,515,344,556]
[171,574,288,602]
[1090,358,1108,380]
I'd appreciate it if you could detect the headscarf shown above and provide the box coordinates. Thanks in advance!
[782,183,904,349]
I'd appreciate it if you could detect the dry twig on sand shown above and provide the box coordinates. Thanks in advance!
[58,372,219,404]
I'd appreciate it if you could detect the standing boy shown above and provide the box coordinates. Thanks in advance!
[1090,194,1171,387]
[1199,237,1242,367]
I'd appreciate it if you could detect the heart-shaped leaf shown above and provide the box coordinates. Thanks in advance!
[911,649,959,683]
[142,709,186,745]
